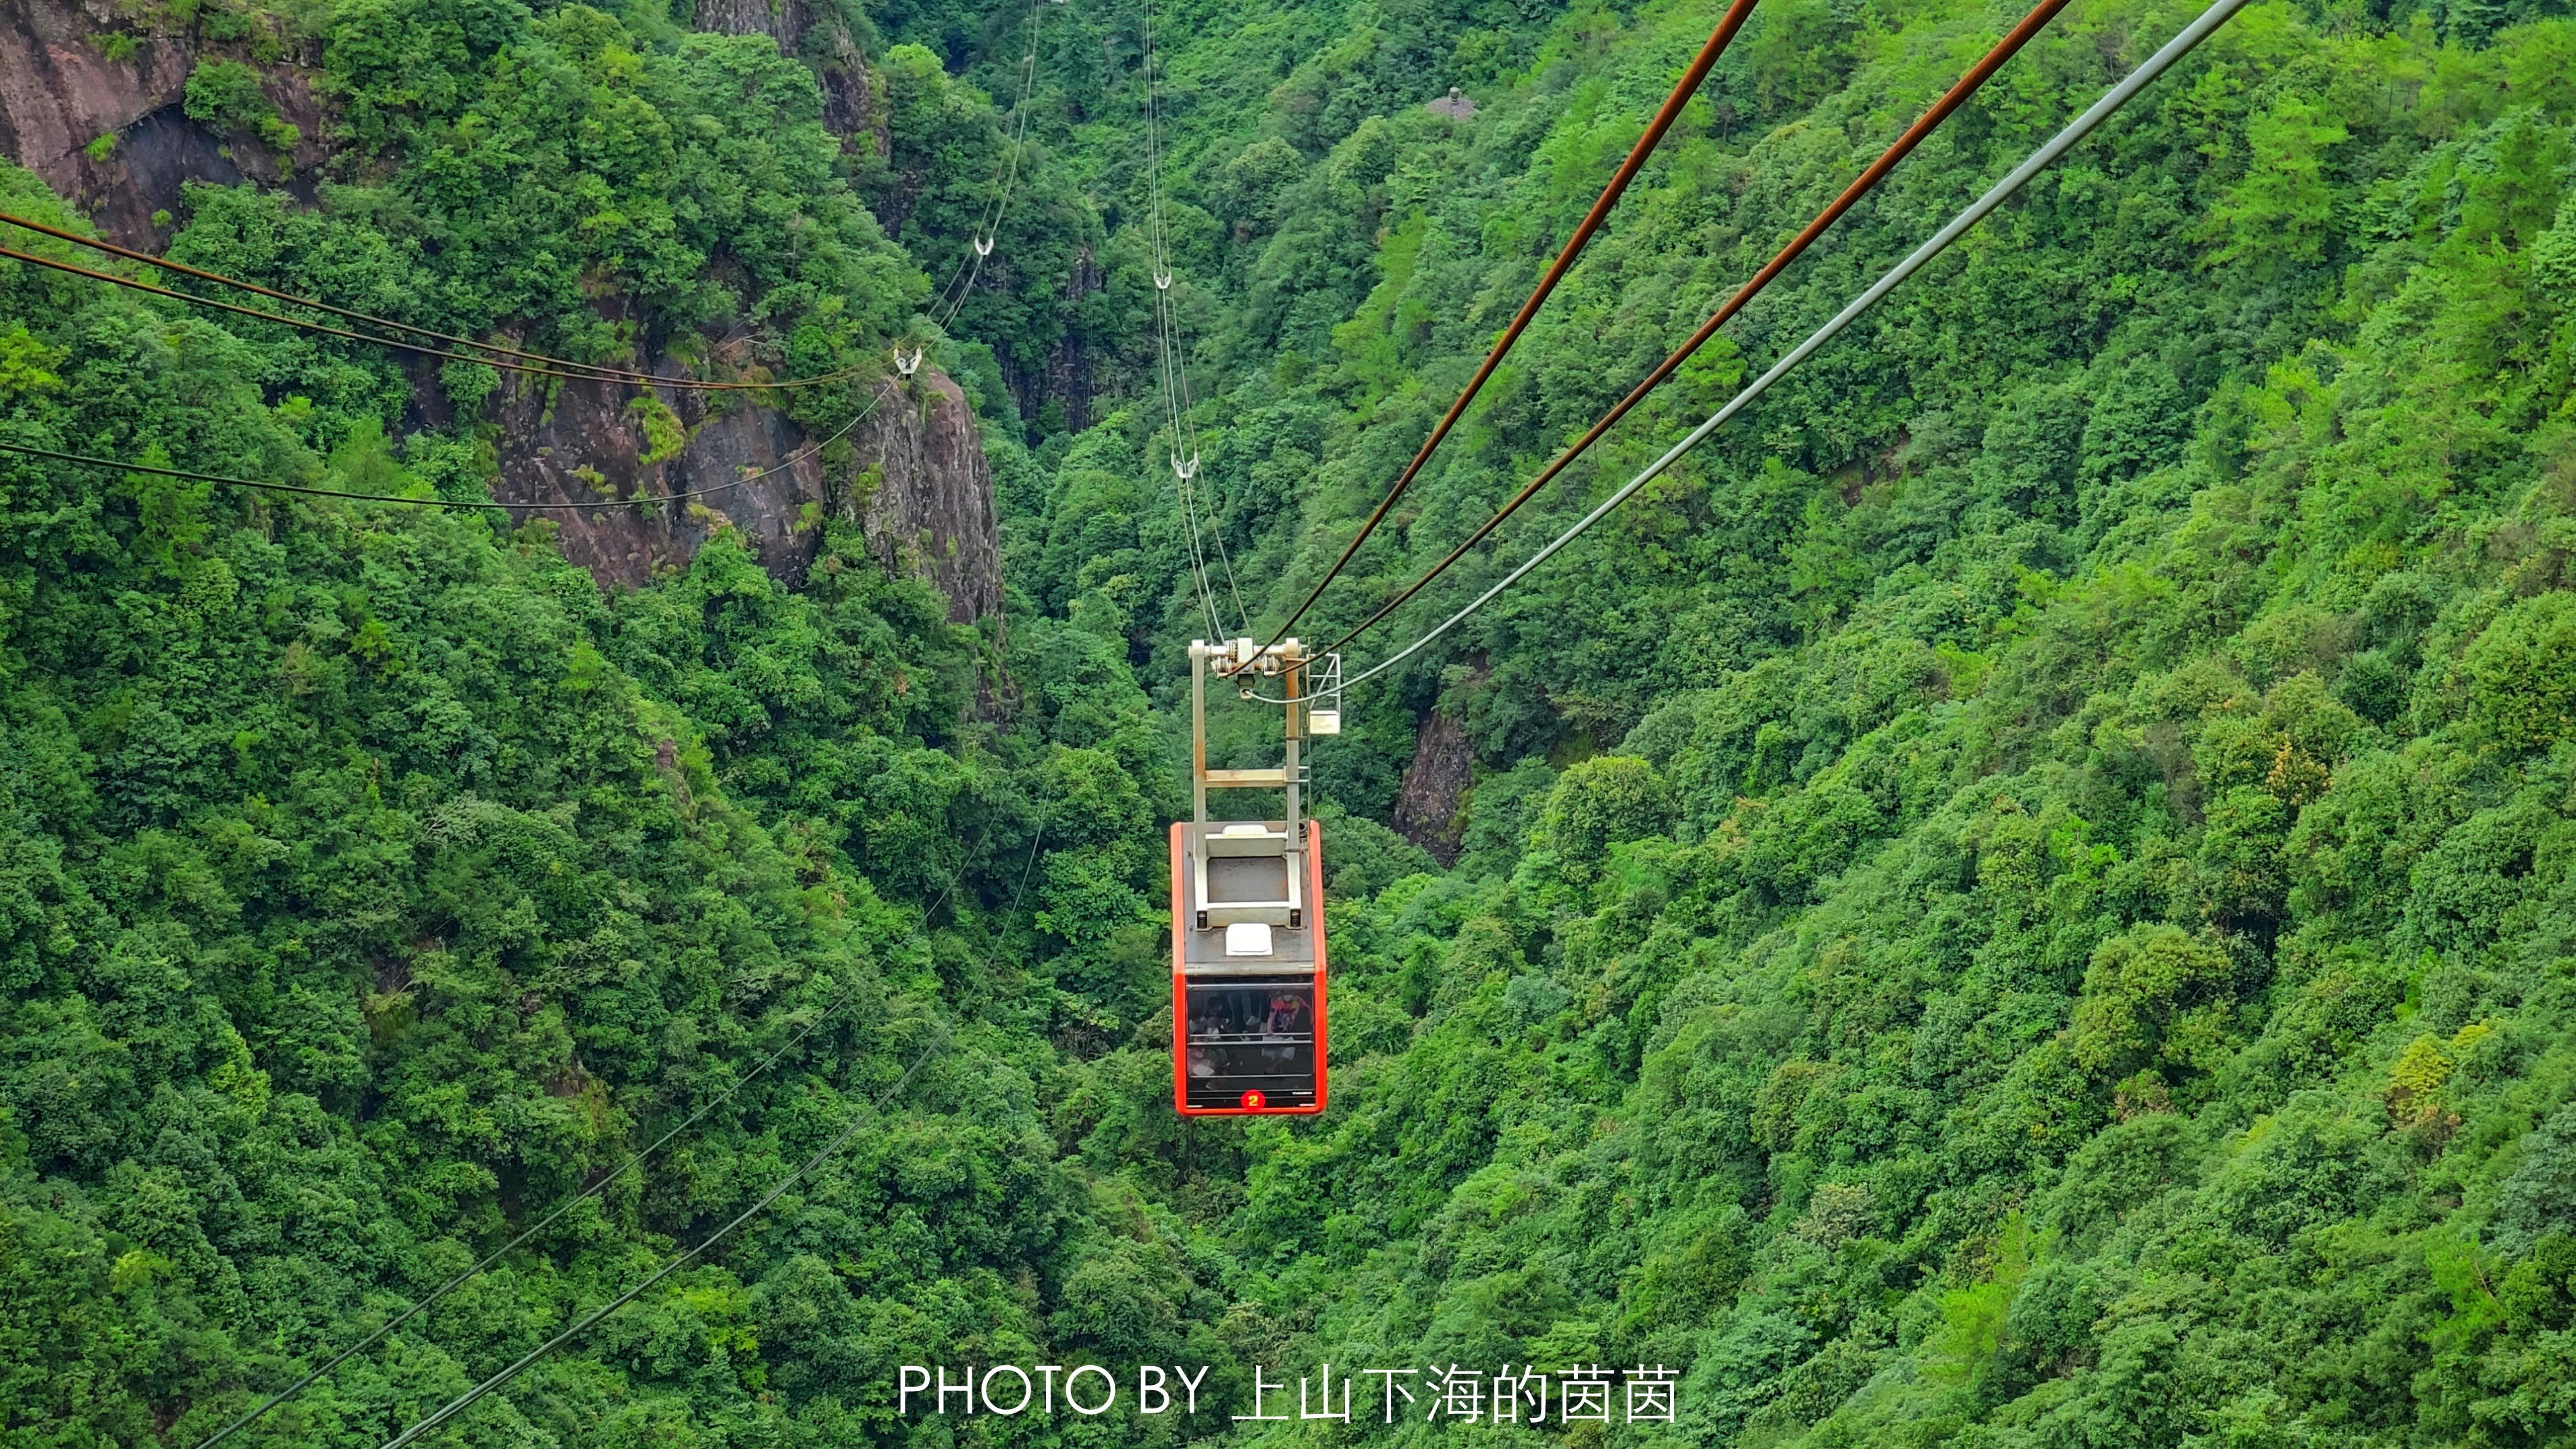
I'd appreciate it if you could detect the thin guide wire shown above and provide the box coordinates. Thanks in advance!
[371,816,1054,1449]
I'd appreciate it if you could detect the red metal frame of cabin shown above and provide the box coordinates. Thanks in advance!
[1170,819,1329,1117]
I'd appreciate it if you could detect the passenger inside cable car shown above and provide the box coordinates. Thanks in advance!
[1180,977,1317,1110]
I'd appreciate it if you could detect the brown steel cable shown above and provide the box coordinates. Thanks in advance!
[2,209,700,386]
[0,438,825,511]
[1219,0,1764,677]
[1327,0,2076,654]
[0,224,857,392]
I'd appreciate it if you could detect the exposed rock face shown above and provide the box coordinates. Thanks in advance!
[489,362,1002,621]
[814,25,880,149]
[1394,707,1472,865]
[1,0,1003,623]
[845,370,1003,621]
[690,0,883,157]
[1034,243,1100,434]
[488,368,826,590]
[0,0,325,246]
[691,0,819,51]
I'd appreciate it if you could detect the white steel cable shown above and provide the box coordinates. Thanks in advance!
[1175,454,1228,638]
[375,813,1055,1449]
[1313,0,2256,700]
[1156,309,1230,639]
[928,0,1048,330]
[1173,338,1248,630]
[1141,0,1221,637]
[1140,0,1247,635]
[194,699,922,1449]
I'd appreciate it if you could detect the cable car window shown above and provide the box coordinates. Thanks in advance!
[1182,976,1317,1111]
[1206,855,1290,908]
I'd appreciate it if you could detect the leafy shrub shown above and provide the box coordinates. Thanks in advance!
[1529,755,1672,866]
[2069,924,2238,1080]
[2463,593,2576,752]
[2496,1105,2576,1254]
[181,59,271,130]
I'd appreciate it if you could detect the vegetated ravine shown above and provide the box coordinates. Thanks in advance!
[5,0,2576,1441]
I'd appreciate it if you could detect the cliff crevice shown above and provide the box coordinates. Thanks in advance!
[0,0,325,245]
[488,361,1002,621]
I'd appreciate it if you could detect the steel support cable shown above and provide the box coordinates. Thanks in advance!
[1163,297,1248,632]
[2,209,800,390]
[1153,9,1248,633]
[1218,0,1765,676]
[0,222,858,392]
[1303,0,2256,701]
[1168,413,1228,638]
[928,0,1047,330]
[2,384,892,517]
[1165,363,1229,640]
[0,242,872,393]
[1150,274,1226,634]
[376,819,1054,1449]
[1140,0,1243,637]
[1324,0,2078,656]
[1180,373,1250,631]
[1169,436,1230,641]
[954,20,1038,319]
[985,6,1043,250]
[1149,269,1224,634]
[190,799,943,1449]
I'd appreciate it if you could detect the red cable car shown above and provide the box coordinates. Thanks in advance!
[1173,638,1337,1117]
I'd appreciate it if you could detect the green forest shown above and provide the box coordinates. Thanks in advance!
[7,0,2576,1435]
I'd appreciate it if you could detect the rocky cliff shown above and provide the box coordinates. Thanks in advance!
[1393,705,1471,864]
[691,0,884,157]
[473,0,991,615]
[488,362,1003,621]
[1,0,1003,623]
[0,0,327,246]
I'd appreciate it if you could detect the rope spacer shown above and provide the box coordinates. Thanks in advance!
[894,346,923,377]
[1171,452,1200,481]
[974,236,996,258]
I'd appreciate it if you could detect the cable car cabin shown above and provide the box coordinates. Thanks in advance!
[1172,637,1338,1117]
[1172,818,1326,1114]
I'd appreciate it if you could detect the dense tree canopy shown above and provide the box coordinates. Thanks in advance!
[10,0,2576,1439]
